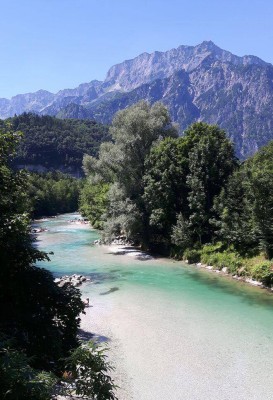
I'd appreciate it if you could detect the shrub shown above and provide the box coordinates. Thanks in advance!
[63,341,117,400]
[170,246,184,260]
[0,340,57,400]
[251,262,273,286]
[200,246,242,274]
[183,249,201,264]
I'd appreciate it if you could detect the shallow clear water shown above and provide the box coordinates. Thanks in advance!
[36,213,273,400]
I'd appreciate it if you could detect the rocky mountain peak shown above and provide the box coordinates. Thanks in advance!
[104,41,268,92]
[1,41,273,159]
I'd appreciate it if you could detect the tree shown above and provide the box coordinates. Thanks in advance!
[26,171,81,218]
[214,140,273,258]
[82,101,177,244]
[143,122,237,250]
[213,169,257,253]
[143,137,189,249]
[251,170,273,258]
[185,123,237,244]
[171,213,191,250]
[79,181,109,229]
[0,126,84,369]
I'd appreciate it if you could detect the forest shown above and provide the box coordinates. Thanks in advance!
[80,101,273,286]
[27,171,82,218]
[0,113,110,172]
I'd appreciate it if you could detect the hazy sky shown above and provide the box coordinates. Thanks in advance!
[1,0,273,98]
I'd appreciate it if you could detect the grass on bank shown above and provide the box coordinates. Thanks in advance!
[177,243,273,287]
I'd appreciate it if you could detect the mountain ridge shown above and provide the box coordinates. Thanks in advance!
[0,41,267,113]
[1,41,273,158]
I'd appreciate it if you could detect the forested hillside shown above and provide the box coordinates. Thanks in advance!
[0,113,110,173]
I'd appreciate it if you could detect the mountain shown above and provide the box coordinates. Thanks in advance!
[1,41,273,158]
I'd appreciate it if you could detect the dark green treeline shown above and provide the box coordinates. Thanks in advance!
[27,171,82,218]
[0,113,110,172]
[80,101,273,285]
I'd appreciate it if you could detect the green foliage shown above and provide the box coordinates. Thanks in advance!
[0,125,84,370]
[79,103,273,279]
[250,170,273,259]
[213,169,257,253]
[215,139,273,259]
[246,143,273,259]
[27,171,82,218]
[183,249,201,264]
[102,183,143,242]
[0,124,117,398]
[82,101,177,244]
[171,213,191,250]
[144,137,189,246]
[143,122,237,250]
[0,113,110,171]
[185,123,237,244]
[63,341,117,400]
[80,181,109,229]
[0,338,56,400]
[250,262,273,286]
[200,248,243,274]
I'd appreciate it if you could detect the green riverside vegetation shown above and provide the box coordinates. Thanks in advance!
[81,100,273,286]
[0,126,117,399]
[27,171,82,218]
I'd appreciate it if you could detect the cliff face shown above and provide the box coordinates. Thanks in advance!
[1,41,273,158]
[104,41,267,91]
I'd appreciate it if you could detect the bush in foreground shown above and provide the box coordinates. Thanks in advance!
[61,341,118,400]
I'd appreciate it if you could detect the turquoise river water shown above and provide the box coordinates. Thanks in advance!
[36,213,273,400]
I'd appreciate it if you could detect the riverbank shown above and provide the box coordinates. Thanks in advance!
[189,260,269,289]
[34,214,272,292]
[80,265,273,400]
[94,239,273,293]
[36,214,273,400]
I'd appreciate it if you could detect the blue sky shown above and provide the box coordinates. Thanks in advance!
[1,0,273,98]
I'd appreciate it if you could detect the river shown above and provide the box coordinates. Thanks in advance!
[35,213,273,400]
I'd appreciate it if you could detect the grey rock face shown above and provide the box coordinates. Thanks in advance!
[1,41,273,157]
[104,40,268,91]
[0,81,103,119]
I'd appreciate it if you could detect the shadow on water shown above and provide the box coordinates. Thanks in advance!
[100,287,120,296]
[78,329,110,343]
[181,267,273,310]
[88,271,119,283]
[121,271,134,276]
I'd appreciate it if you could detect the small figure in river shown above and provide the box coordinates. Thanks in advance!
[83,298,90,307]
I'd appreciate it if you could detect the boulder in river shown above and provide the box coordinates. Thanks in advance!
[54,274,91,287]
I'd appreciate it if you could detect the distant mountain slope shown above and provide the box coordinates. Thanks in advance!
[1,41,273,158]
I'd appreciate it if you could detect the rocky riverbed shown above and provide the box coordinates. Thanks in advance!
[54,274,91,288]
